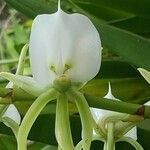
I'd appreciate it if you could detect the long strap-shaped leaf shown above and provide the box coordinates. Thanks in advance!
[17,88,58,150]
[67,88,93,150]
[55,93,75,150]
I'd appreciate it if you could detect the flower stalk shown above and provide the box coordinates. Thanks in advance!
[85,95,150,118]
[0,88,150,118]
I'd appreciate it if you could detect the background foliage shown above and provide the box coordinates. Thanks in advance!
[0,0,150,149]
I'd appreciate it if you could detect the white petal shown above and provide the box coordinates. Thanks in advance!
[125,127,137,140]
[137,68,150,84]
[3,104,21,125]
[29,8,101,86]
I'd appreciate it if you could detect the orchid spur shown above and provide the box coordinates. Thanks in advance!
[0,1,102,150]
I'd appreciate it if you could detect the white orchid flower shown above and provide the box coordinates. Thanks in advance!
[29,6,101,88]
[90,82,137,140]
[0,4,101,97]
[0,2,102,150]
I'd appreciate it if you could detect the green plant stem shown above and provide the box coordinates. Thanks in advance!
[67,88,93,150]
[106,122,115,150]
[55,93,74,150]
[116,137,144,150]
[17,88,58,150]
[1,88,150,118]
[85,95,150,118]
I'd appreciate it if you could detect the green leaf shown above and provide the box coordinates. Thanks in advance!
[4,0,58,18]
[68,0,150,70]
[95,23,150,70]
[69,0,135,22]
[82,78,150,103]
[70,0,150,19]
[96,60,139,79]
[110,17,150,37]
[0,134,17,150]
[137,128,150,150]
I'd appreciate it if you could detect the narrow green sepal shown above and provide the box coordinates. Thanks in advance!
[0,72,44,97]
[67,88,93,150]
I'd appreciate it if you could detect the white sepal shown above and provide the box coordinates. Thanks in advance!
[2,104,21,126]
